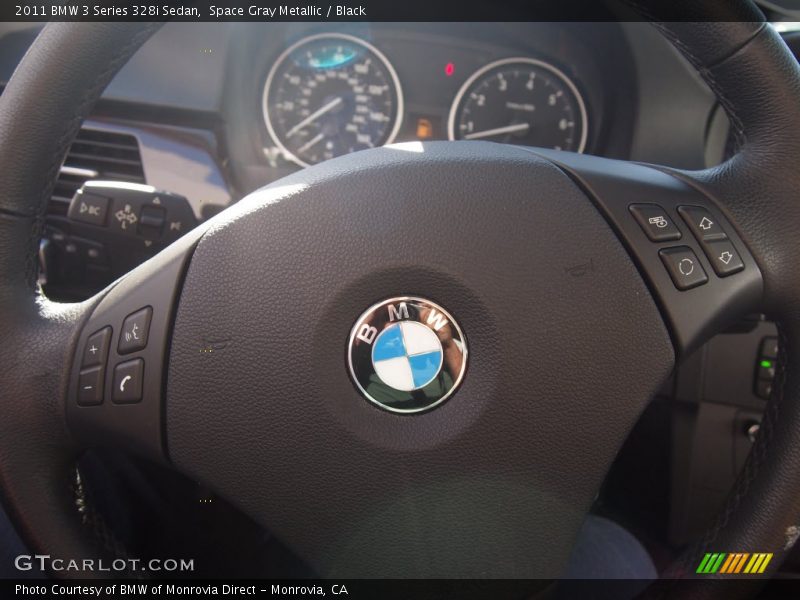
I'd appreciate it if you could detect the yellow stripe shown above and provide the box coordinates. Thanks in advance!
[749,554,766,574]
[719,553,736,574]
[744,554,760,574]
[752,554,765,573]
[758,553,773,574]
[734,553,750,573]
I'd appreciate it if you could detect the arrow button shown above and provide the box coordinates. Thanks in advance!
[678,206,727,241]
[704,239,744,276]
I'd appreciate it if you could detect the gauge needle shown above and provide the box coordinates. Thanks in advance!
[286,97,343,139]
[296,132,325,154]
[463,122,530,140]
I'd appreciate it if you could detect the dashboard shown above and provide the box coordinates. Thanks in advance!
[0,21,724,205]
[0,20,738,299]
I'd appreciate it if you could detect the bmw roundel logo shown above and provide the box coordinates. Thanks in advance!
[347,297,467,413]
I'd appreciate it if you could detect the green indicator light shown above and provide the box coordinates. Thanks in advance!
[760,360,773,369]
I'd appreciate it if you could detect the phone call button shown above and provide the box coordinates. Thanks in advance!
[113,358,144,404]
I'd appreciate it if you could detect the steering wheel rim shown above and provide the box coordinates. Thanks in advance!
[1,4,799,593]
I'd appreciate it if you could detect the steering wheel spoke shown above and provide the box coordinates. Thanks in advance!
[529,149,764,355]
[65,229,203,461]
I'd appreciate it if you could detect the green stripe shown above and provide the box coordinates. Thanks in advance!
[710,553,727,574]
[701,553,719,574]
[696,554,713,574]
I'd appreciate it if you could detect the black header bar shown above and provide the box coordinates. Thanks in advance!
[1,0,786,23]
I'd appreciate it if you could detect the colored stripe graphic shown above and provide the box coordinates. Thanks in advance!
[698,552,773,574]
[696,554,712,574]
[697,553,726,574]
[719,554,736,574]
[719,553,749,573]
[744,553,773,574]
[733,553,750,573]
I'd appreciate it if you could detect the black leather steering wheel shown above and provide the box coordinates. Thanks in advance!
[1,2,800,595]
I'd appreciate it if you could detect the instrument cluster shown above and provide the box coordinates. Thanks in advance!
[257,25,608,169]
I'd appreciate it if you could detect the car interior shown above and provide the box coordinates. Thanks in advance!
[2,1,800,596]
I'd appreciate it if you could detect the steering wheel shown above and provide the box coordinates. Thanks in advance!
[2,2,800,594]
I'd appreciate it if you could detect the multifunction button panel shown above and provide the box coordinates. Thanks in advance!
[68,181,196,245]
[676,206,744,277]
[623,196,759,353]
[77,326,111,406]
[528,149,763,355]
[77,307,151,406]
[43,180,198,299]
[66,237,195,462]
[631,204,745,291]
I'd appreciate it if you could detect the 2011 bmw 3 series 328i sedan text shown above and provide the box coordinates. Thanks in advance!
[1,0,800,598]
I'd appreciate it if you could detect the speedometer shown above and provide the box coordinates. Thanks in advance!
[263,33,403,167]
[448,58,588,153]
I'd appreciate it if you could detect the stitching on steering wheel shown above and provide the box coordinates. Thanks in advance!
[625,0,767,154]
[646,21,767,153]
[71,466,145,577]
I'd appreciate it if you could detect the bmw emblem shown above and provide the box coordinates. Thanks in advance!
[347,297,467,413]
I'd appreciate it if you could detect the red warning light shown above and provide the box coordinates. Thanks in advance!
[444,62,455,77]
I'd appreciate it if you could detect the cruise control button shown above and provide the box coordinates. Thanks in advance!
[677,206,727,241]
[68,192,109,227]
[629,204,681,242]
[659,246,708,290]
[703,238,744,277]
[82,326,111,368]
[118,307,152,354]
[78,366,104,406]
[112,359,144,404]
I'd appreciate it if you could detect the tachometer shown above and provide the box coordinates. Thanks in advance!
[263,33,403,167]
[448,57,588,153]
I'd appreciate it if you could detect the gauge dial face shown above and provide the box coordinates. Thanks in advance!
[448,58,588,153]
[263,33,403,167]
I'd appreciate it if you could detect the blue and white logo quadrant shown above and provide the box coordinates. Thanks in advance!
[371,321,443,391]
